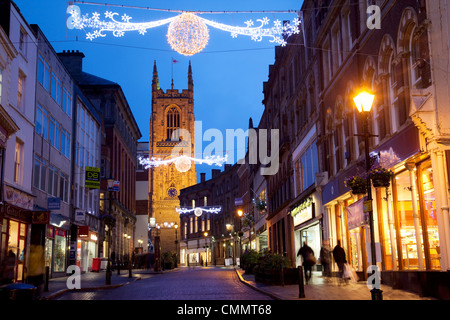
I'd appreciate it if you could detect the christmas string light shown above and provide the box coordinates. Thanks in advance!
[176,206,222,216]
[138,154,228,173]
[67,5,300,55]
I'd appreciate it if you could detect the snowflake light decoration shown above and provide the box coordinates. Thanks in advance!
[67,4,301,55]
[138,154,228,173]
[176,206,222,216]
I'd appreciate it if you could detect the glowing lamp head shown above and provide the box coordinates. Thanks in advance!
[167,12,209,56]
[237,210,243,217]
[353,91,375,113]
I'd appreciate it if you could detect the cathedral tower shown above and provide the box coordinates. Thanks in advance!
[149,61,197,256]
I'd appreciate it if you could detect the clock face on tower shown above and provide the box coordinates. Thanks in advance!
[168,187,178,198]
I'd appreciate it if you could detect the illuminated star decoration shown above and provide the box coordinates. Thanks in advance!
[138,154,228,173]
[67,4,301,56]
[176,206,222,216]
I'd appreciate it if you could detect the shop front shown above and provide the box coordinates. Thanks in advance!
[290,193,322,270]
[44,213,69,277]
[1,209,29,283]
[77,226,98,272]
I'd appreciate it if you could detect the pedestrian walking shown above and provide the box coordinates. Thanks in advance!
[297,242,315,284]
[332,240,347,285]
[319,240,332,280]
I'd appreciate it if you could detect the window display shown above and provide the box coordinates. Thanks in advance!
[54,229,66,272]
[395,170,425,269]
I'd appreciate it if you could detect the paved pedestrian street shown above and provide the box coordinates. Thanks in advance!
[54,267,272,300]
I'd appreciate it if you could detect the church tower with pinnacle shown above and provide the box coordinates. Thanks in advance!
[149,61,197,257]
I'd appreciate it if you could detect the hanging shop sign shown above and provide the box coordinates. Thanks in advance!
[291,197,314,227]
[347,198,368,230]
[85,166,100,189]
[75,210,86,222]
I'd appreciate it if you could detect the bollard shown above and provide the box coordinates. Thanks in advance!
[298,266,305,298]
[44,266,49,292]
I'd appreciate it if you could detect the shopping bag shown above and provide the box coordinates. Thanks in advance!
[343,263,358,282]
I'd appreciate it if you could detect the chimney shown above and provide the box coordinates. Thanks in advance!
[211,169,221,179]
[200,173,206,183]
[57,50,85,76]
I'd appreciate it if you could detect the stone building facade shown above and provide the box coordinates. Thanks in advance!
[149,61,197,254]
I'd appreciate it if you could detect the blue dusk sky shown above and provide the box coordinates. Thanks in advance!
[14,0,303,181]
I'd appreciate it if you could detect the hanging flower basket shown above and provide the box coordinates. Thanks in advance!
[344,175,367,195]
[253,199,267,213]
[368,166,394,188]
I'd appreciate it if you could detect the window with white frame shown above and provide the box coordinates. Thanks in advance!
[33,155,47,191]
[47,164,59,197]
[59,173,69,203]
[36,103,49,140]
[38,54,50,91]
[19,28,27,56]
[14,140,24,184]
[17,72,25,110]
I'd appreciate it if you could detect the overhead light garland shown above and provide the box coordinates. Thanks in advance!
[138,154,228,173]
[67,3,301,55]
[176,206,222,216]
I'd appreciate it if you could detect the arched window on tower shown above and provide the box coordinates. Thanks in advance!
[166,106,180,141]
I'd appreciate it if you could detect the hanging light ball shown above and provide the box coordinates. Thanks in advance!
[175,155,192,173]
[167,12,209,56]
[194,208,203,217]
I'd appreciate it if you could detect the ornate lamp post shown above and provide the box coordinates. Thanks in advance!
[203,231,209,267]
[353,90,383,300]
[237,210,244,266]
[174,223,179,267]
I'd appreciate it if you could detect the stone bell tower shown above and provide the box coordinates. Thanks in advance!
[149,61,197,257]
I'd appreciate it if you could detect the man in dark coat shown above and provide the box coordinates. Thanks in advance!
[297,242,315,283]
[332,240,347,281]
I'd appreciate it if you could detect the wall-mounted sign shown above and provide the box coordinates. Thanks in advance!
[78,226,89,238]
[48,197,61,210]
[32,211,50,224]
[291,197,314,227]
[85,167,100,189]
[108,181,120,192]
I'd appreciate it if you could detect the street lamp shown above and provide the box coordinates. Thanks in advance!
[104,177,115,285]
[203,231,209,267]
[353,90,383,300]
[237,210,244,266]
[174,223,178,267]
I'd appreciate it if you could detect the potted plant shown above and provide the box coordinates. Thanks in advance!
[368,166,394,188]
[344,175,367,194]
